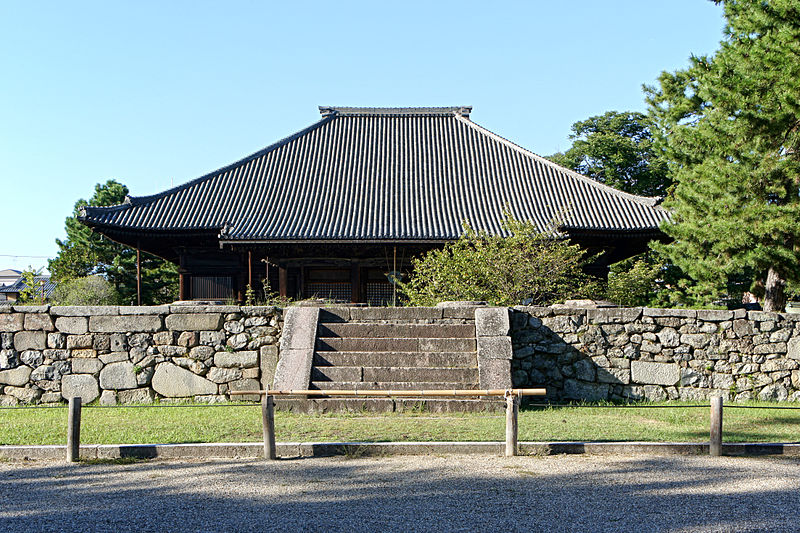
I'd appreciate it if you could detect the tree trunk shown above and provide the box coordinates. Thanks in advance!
[762,267,787,313]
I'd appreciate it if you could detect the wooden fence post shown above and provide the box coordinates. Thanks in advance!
[66,397,82,463]
[710,395,723,456]
[505,392,519,457]
[262,394,276,460]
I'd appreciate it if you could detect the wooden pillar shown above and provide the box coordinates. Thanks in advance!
[179,273,187,300]
[136,244,142,306]
[248,250,253,288]
[66,397,82,462]
[505,392,520,457]
[710,395,723,456]
[262,394,277,460]
[278,266,288,298]
[350,263,361,303]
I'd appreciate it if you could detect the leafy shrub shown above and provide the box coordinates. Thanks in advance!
[605,256,661,307]
[401,216,596,306]
[51,275,121,305]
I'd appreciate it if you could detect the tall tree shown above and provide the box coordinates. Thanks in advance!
[548,111,671,197]
[645,0,800,312]
[50,180,179,304]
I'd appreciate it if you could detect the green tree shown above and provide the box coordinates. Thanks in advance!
[548,111,671,197]
[18,267,46,305]
[49,180,179,304]
[645,0,800,312]
[401,216,596,306]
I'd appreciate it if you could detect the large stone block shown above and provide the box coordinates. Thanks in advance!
[586,308,642,323]
[0,365,32,386]
[478,358,511,389]
[273,348,314,390]
[51,306,119,316]
[207,367,242,383]
[631,361,680,386]
[0,313,24,332]
[696,309,734,321]
[89,315,162,333]
[61,374,100,403]
[228,378,261,401]
[477,336,512,360]
[280,307,319,351]
[151,362,217,397]
[214,351,258,368]
[5,386,41,403]
[475,307,510,336]
[55,317,88,334]
[99,362,138,390]
[119,306,170,315]
[117,388,154,403]
[562,380,609,401]
[14,331,46,351]
[24,313,55,331]
[72,358,103,374]
[165,313,223,331]
[260,345,279,388]
[349,307,443,321]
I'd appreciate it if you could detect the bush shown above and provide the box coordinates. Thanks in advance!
[401,216,596,306]
[51,276,121,305]
[605,256,661,307]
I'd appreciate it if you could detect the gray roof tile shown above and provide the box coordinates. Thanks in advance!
[81,107,670,241]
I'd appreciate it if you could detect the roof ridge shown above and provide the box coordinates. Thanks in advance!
[454,114,664,208]
[320,106,472,118]
[83,113,338,214]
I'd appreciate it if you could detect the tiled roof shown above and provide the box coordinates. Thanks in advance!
[81,106,670,242]
[0,276,56,298]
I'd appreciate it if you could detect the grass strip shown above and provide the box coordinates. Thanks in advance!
[1,401,799,446]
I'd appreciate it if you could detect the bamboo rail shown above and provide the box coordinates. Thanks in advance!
[230,388,547,458]
[231,388,546,398]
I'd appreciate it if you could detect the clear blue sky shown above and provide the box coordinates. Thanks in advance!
[1,1,725,272]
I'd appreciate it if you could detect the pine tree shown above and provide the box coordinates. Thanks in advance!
[645,0,800,311]
[548,111,671,197]
[49,180,179,304]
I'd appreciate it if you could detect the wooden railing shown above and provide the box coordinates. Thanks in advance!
[230,388,548,459]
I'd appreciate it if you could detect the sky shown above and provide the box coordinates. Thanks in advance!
[0,1,725,273]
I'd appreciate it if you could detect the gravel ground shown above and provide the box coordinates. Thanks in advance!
[1,454,799,532]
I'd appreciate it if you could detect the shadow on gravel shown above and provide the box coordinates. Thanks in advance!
[1,455,800,532]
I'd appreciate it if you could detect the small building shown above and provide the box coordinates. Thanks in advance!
[0,269,22,288]
[80,106,670,303]
[0,275,56,303]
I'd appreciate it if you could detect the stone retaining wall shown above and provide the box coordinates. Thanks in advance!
[0,305,282,406]
[510,307,800,402]
[4,303,800,406]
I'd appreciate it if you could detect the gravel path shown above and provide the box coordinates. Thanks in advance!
[2,454,799,532]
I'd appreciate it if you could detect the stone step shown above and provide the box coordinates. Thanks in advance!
[318,307,449,323]
[317,323,475,339]
[275,398,504,414]
[311,366,478,383]
[316,337,476,353]
[313,351,477,368]
[310,381,479,391]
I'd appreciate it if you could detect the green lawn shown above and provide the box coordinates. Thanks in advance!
[1,401,799,446]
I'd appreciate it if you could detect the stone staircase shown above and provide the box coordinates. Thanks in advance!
[277,307,503,413]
